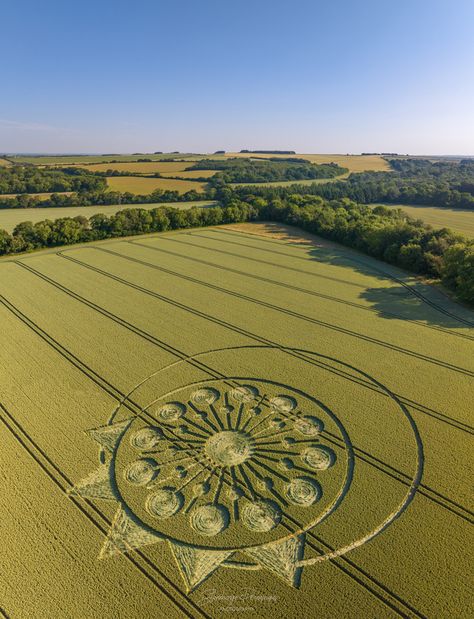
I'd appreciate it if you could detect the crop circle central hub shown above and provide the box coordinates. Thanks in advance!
[205,430,255,466]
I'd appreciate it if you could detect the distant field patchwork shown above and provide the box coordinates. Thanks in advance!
[0,222,472,618]
[73,161,197,174]
[225,153,391,172]
[8,154,208,165]
[8,153,391,173]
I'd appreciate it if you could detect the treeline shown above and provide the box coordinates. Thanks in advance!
[0,196,472,304]
[0,187,209,209]
[389,158,474,180]
[0,203,254,254]
[189,158,347,183]
[246,194,473,303]
[0,166,106,194]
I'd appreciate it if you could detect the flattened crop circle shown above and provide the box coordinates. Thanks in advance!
[108,345,423,563]
[112,374,352,550]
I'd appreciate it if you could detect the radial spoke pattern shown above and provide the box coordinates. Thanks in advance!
[116,381,341,541]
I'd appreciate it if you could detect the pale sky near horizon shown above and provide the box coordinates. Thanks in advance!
[1,0,473,155]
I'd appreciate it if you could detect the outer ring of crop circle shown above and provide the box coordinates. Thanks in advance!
[107,344,424,567]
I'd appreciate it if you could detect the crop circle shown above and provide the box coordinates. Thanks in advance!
[108,345,422,562]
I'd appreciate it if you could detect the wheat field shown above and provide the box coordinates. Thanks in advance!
[0,222,471,618]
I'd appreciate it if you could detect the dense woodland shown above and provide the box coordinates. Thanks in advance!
[189,158,347,183]
[236,159,474,209]
[0,166,106,194]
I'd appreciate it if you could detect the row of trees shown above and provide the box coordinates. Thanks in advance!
[0,203,255,255]
[0,166,106,194]
[0,187,209,209]
[0,195,472,303]
[241,194,473,303]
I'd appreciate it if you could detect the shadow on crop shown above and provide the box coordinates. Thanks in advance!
[297,237,473,330]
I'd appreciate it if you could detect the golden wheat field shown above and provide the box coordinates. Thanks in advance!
[106,176,207,195]
[0,222,472,618]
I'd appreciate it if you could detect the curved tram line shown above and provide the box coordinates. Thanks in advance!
[140,234,474,341]
[57,248,474,380]
[196,228,474,329]
[50,251,474,424]
[0,400,211,619]
[0,295,430,618]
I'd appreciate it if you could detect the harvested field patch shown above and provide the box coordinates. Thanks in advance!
[231,174,349,188]
[161,169,218,179]
[106,176,207,194]
[0,191,73,200]
[73,161,197,174]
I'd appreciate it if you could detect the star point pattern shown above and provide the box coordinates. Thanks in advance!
[71,378,350,589]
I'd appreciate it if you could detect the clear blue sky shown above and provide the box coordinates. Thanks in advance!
[1,0,473,155]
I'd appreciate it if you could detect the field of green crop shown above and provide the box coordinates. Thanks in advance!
[106,176,207,194]
[0,201,216,232]
[0,222,472,618]
[380,203,474,238]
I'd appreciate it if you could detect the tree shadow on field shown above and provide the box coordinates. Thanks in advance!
[303,244,474,329]
[226,223,474,329]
